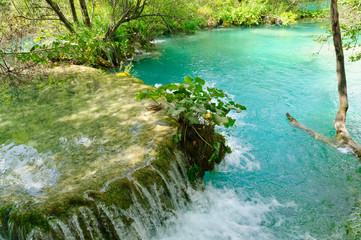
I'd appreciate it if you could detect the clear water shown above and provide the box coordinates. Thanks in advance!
[133,21,361,239]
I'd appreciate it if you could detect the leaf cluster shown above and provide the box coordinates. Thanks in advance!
[136,76,246,128]
[339,0,361,62]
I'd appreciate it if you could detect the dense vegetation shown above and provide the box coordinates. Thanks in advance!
[0,0,329,83]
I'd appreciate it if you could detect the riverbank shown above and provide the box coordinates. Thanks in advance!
[0,65,194,239]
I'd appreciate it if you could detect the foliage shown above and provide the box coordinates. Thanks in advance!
[314,0,361,62]
[0,0,192,72]
[0,0,330,82]
[339,0,361,62]
[189,0,327,27]
[279,11,298,25]
[136,77,245,180]
[136,76,245,127]
[297,0,329,18]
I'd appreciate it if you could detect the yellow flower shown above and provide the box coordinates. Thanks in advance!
[203,112,212,119]
[116,72,131,77]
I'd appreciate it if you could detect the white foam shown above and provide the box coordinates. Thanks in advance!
[152,133,288,240]
[221,136,260,171]
[151,39,166,44]
[337,146,353,154]
[155,186,286,240]
[0,143,58,195]
[74,135,94,147]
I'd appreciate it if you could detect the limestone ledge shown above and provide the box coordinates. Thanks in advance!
[0,65,188,239]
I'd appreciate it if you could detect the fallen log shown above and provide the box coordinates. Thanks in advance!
[286,113,361,159]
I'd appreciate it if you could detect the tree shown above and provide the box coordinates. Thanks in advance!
[286,0,361,158]
[6,0,186,68]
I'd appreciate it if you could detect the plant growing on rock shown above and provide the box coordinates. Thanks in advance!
[136,77,246,181]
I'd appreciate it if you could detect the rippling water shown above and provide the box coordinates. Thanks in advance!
[133,21,361,239]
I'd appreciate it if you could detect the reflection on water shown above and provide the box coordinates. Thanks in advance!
[0,143,58,196]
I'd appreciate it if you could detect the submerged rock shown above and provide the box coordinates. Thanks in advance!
[0,66,191,239]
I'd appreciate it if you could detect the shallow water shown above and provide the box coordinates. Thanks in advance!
[133,21,361,239]
[0,72,173,205]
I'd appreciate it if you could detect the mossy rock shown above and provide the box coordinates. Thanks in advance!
[0,65,189,239]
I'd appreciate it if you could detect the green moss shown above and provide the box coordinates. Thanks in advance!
[132,166,163,187]
[9,207,50,232]
[87,178,135,210]
[0,66,188,238]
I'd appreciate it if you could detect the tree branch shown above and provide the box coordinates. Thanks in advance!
[286,113,341,148]
[44,0,75,32]
[287,0,361,160]
[79,0,91,27]
[69,0,79,24]
[16,15,60,21]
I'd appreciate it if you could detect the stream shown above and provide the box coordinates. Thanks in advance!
[133,20,361,239]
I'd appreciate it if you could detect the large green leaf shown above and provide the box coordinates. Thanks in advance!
[194,77,205,85]
[184,112,200,124]
[194,84,203,94]
[184,77,193,84]
[190,104,207,114]
[225,117,236,128]
[212,114,229,126]
[168,106,187,117]
[173,133,182,143]
[135,91,148,100]
[159,84,178,91]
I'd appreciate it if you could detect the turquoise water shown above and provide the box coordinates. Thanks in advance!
[133,22,361,239]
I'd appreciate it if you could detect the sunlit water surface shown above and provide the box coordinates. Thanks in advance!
[133,21,361,239]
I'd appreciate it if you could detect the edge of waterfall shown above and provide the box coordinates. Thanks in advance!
[0,65,197,240]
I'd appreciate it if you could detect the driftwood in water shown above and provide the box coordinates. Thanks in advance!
[286,113,341,148]
[286,113,361,159]
[286,0,361,160]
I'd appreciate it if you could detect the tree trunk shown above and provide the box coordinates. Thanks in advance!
[79,0,91,27]
[104,11,129,41]
[44,0,75,32]
[331,0,350,142]
[286,0,361,159]
[69,0,79,24]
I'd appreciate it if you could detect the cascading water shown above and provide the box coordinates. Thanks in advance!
[0,144,194,239]
[0,70,199,239]
[133,21,361,239]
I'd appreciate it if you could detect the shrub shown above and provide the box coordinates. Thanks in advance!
[136,77,246,180]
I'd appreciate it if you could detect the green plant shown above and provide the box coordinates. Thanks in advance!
[279,11,298,25]
[136,76,245,127]
[136,77,245,180]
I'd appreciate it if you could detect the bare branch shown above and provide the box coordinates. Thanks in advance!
[16,15,60,21]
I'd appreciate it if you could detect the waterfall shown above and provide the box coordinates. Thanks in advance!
[0,149,196,240]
